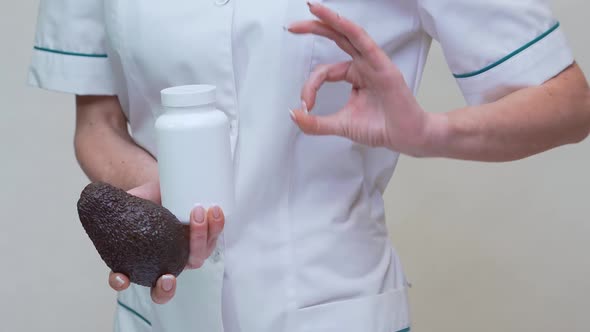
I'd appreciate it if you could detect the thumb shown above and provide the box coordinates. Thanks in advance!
[127,180,161,205]
[290,106,346,137]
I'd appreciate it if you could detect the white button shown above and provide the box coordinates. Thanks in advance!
[214,0,230,5]
[210,247,222,263]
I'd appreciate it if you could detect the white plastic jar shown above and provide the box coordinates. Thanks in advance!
[156,84,234,224]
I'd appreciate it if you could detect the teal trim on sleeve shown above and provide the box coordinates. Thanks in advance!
[453,22,560,79]
[117,300,152,326]
[396,328,411,332]
[33,46,108,58]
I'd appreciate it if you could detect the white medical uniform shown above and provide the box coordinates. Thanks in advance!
[29,0,573,331]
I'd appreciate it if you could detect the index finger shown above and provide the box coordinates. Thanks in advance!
[151,275,176,305]
[186,206,208,269]
[306,2,378,57]
[207,206,225,251]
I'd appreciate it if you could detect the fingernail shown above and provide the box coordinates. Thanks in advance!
[161,275,174,292]
[289,108,296,121]
[194,207,205,224]
[301,100,309,113]
[212,206,221,219]
[115,275,125,287]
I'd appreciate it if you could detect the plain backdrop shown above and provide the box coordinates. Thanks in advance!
[1,1,588,331]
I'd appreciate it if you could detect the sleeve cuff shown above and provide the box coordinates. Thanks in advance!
[27,47,117,95]
[454,24,574,105]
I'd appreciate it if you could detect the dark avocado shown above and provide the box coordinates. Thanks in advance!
[77,182,190,287]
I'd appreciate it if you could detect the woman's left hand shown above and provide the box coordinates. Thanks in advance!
[288,2,442,157]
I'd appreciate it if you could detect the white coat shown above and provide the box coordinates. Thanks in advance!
[29,1,573,331]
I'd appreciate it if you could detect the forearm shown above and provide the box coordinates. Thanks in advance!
[74,95,158,190]
[425,64,590,162]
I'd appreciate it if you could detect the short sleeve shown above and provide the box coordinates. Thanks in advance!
[28,0,116,95]
[418,0,574,105]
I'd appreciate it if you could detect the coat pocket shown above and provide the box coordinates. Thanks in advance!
[114,284,153,332]
[293,287,410,332]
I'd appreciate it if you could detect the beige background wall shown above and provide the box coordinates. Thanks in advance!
[1,1,588,331]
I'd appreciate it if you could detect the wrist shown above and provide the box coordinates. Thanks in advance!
[412,112,451,158]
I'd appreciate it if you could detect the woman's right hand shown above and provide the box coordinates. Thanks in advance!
[107,181,226,304]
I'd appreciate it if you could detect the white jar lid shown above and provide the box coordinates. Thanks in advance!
[161,85,216,107]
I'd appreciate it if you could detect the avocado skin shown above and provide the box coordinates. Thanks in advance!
[77,182,190,287]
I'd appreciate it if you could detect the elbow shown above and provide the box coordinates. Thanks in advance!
[574,125,590,145]
[73,130,82,164]
[548,63,590,144]
[571,88,590,144]
[73,130,90,172]
[583,87,590,139]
